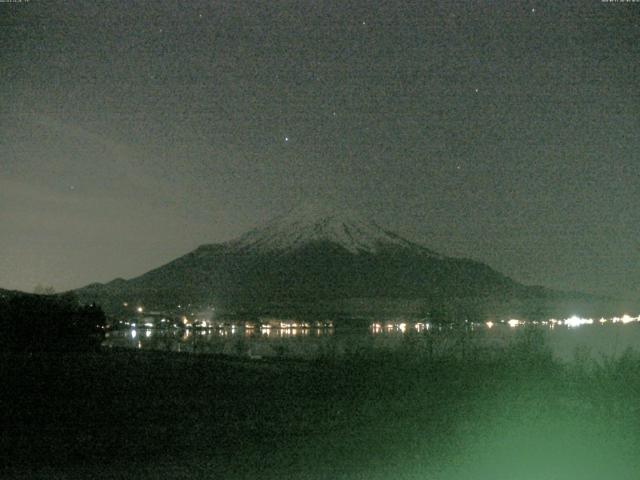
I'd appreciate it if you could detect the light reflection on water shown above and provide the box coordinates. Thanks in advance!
[105,325,337,358]
[103,318,640,361]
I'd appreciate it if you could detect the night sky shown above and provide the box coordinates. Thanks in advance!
[1,0,638,298]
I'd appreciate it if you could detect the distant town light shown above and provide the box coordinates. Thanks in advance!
[137,306,144,313]
[485,321,494,329]
[621,314,636,324]
[564,316,593,328]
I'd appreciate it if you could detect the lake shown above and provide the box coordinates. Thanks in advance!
[102,317,640,362]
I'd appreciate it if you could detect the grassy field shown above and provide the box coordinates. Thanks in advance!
[2,332,640,479]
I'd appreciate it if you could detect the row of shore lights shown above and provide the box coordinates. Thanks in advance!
[127,304,639,331]
[496,314,640,329]
[371,323,430,333]
[372,315,640,333]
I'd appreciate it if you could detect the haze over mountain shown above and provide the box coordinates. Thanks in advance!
[77,204,613,320]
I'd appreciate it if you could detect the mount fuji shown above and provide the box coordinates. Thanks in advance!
[77,204,561,318]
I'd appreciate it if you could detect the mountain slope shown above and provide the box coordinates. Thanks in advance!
[76,205,549,316]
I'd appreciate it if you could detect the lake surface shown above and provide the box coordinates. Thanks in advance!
[103,319,640,362]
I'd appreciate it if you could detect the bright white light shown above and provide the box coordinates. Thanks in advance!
[144,322,154,328]
[507,319,520,328]
[485,321,494,329]
[621,315,636,324]
[564,316,593,328]
[131,329,137,339]
[137,306,143,313]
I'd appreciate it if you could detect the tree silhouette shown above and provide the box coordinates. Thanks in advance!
[0,291,106,352]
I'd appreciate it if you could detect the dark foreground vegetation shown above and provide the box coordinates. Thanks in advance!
[0,291,106,352]
[2,330,640,479]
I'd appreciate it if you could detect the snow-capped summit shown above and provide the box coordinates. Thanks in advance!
[229,202,436,255]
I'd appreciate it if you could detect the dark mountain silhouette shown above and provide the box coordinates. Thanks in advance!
[75,204,606,319]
